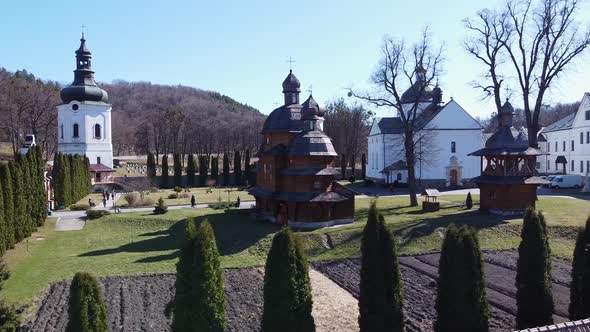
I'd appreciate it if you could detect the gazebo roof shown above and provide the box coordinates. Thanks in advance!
[468,146,545,157]
[472,175,548,185]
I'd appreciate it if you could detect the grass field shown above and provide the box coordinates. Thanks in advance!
[1,195,589,310]
[116,187,254,207]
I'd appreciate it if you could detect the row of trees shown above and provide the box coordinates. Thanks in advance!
[51,153,91,208]
[339,153,367,180]
[0,146,47,257]
[146,151,254,188]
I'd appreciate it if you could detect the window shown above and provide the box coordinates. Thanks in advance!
[73,123,79,138]
[97,157,101,164]
[587,161,589,174]
[536,162,541,169]
[555,141,558,151]
[586,110,590,120]
[547,141,550,152]
[563,141,566,151]
[451,141,456,153]
[572,160,575,172]
[94,124,101,138]
[547,160,550,170]
[581,132,584,144]
[60,124,64,139]
[581,160,584,173]
[587,132,590,144]
[572,140,575,151]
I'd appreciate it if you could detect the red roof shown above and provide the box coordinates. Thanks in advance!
[89,163,114,173]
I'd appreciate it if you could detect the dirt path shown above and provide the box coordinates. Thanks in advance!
[310,269,359,332]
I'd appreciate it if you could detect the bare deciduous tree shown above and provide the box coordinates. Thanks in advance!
[350,28,444,206]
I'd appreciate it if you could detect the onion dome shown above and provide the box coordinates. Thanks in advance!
[288,130,337,156]
[282,70,301,93]
[60,34,109,104]
[301,95,325,120]
[400,66,434,104]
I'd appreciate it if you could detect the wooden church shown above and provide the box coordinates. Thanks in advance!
[249,70,355,229]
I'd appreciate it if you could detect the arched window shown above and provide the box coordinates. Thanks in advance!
[60,124,64,139]
[73,123,79,138]
[94,124,101,138]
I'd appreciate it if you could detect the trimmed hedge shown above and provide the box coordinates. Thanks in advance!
[66,272,108,332]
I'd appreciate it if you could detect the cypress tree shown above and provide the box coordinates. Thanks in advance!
[0,181,5,256]
[211,157,219,184]
[359,202,404,332]
[244,150,251,186]
[233,151,242,186]
[35,146,46,227]
[161,155,169,189]
[198,155,208,187]
[62,154,72,206]
[466,192,473,210]
[68,154,76,204]
[186,154,196,187]
[147,153,156,180]
[570,217,590,320]
[19,154,33,236]
[516,208,554,329]
[351,154,356,179]
[434,224,489,332]
[173,153,182,187]
[222,153,230,186]
[340,154,347,180]
[66,272,109,332]
[10,162,26,243]
[172,220,225,332]
[261,228,315,332]
[0,164,15,248]
[361,153,366,180]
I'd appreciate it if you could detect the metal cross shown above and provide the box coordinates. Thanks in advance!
[307,85,313,95]
[81,25,86,38]
[286,57,296,71]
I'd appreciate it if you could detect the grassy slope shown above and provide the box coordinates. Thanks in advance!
[1,195,588,307]
[116,188,254,207]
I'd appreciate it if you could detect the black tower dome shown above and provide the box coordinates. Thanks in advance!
[282,70,301,105]
[60,33,109,104]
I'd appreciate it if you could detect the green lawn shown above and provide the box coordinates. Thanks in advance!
[1,195,588,310]
[116,187,254,207]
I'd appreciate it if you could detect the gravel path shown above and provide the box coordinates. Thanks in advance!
[310,269,359,332]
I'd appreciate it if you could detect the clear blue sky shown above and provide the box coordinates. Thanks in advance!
[1,0,588,118]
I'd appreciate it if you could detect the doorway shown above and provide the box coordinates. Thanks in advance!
[450,169,458,187]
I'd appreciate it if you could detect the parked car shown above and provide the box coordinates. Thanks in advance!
[542,175,556,188]
[550,174,583,189]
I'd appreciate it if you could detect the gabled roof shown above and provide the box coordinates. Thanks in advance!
[89,163,114,172]
[374,103,444,134]
[544,113,576,133]
[377,117,404,134]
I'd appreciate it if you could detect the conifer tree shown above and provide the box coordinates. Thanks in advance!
[340,154,347,180]
[261,228,315,332]
[233,151,242,186]
[147,152,156,180]
[516,208,554,329]
[19,154,33,236]
[62,154,72,206]
[198,155,209,187]
[435,224,489,332]
[0,181,5,256]
[66,272,109,332]
[161,155,169,189]
[173,153,182,187]
[222,153,230,186]
[351,154,356,179]
[0,164,15,248]
[359,202,404,332]
[244,150,251,185]
[466,192,473,210]
[172,220,225,332]
[10,162,26,243]
[211,157,219,184]
[186,154,196,187]
[361,153,366,180]
[570,217,590,320]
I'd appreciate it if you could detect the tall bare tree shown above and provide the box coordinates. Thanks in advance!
[465,0,590,148]
[350,29,444,206]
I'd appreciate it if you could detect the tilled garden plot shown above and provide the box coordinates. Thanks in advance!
[28,269,264,332]
[312,250,572,332]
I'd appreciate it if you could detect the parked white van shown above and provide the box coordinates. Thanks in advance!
[550,175,583,189]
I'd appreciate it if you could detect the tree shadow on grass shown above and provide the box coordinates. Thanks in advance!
[79,210,279,263]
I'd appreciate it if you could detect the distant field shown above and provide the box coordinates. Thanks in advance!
[116,187,254,207]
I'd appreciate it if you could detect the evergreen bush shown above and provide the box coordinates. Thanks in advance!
[569,216,590,320]
[173,153,182,187]
[233,151,242,186]
[161,155,169,189]
[0,164,15,249]
[172,220,225,332]
[66,272,109,332]
[361,153,366,180]
[86,210,111,220]
[222,153,230,186]
[434,224,489,332]
[154,197,168,215]
[516,208,554,329]
[261,228,315,332]
[466,192,473,210]
[359,201,404,332]
[0,258,19,331]
[186,154,196,187]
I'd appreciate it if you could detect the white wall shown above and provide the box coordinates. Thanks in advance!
[57,101,114,168]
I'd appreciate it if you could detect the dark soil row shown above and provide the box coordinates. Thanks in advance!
[28,269,264,332]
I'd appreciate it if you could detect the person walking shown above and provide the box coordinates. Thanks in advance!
[102,198,107,208]
[190,194,196,208]
[111,192,115,201]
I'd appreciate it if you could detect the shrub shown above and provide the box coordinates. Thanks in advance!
[208,202,234,210]
[86,210,111,220]
[66,272,108,332]
[359,202,404,332]
[70,203,91,211]
[172,220,225,331]
[348,176,356,183]
[435,224,488,332]
[179,192,190,199]
[516,208,554,329]
[123,192,140,206]
[570,217,590,320]
[154,197,168,215]
[139,197,155,206]
[466,192,473,210]
[363,179,374,187]
[174,186,183,193]
[0,259,19,330]
[261,228,315,332]
[168,193,179,199]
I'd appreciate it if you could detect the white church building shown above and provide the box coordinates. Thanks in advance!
[57,34,114,184]
[367,75,483,188]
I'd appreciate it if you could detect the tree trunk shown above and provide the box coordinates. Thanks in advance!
[404,132,418,207]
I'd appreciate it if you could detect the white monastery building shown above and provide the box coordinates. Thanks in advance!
[542,93,590,176]
[57,34,114,183]
[367,70,484,188]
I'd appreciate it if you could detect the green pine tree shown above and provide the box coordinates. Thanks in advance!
[570,217,590,320]
[198,155,209,187]
[173,153,182,187]
[340,154,347,180]
[244,150,251,185]
[147,153,157,180]
[361,153,366,180]
[516,208,554,329]
[10,162,26,243]
[153,197,168,215]
[186,154,196,187]
[435,224,489,332]
[222,153,230,186]
[0,180,5,256]
[62,154,72,206]
[172,220,225,332]
[0,163,15,248]
[211,157,219,184]
[359,202,404,332]
[351,154,356,180]
[466,192,473,210]
[261,228,315,332]
[161,155,169,189]
[233,151,242,186]
[66,272,109,332]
